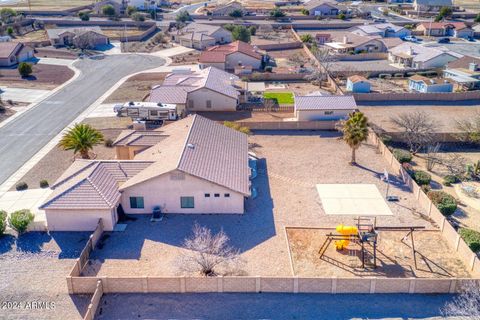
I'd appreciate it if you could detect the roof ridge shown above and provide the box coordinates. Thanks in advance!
[40,176,90,209]
[51,161,98,189]
[86,164,116,207]
[176,115,197,170]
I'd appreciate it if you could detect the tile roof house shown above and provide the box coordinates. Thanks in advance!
[149,67,241,112]
[0,42,34,67]
[415,22,473,38]
[199,40,263,71]
[350,23,411,38]
[172,23,232,50]
[210,0,246,16]
[408,75,453,93]
[294,95,358,121]
[444,57,480,90]
[47,27,109,49]
[304,0,340,16]
[324,31,387,54]
[40,115,251,231]
[388,42,462,69]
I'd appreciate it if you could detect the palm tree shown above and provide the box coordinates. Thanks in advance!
[59,123,104,159]
[339,112,369,165]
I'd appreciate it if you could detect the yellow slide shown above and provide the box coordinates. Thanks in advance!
[335,224,358,250]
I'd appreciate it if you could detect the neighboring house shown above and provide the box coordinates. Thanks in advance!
[172,23,232,50]
[93,0,125,14]
[149,67,241,112]
[0,42,34,67]
[199,41,263,70]
[346,75,371,93]
[413,0,453,12]
[47,27,109,49]
[210,0,245,16]
[408,75,453,93]
[350,23,411,38]
[294,95,358,121]
[388,42,462,69]
[444,58,480,90]
[315,33,331,45]
[415,22,473,38]
[324,31,387,54]
[93,0,164,13]
[40,115,251,231]
[304,0,340,16]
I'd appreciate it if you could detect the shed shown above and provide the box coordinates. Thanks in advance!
[294,95,358,121]
[346,75,371,93]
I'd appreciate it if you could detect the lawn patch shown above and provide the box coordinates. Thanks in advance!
[263,92,294,105]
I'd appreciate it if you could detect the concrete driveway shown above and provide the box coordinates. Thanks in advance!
[0,54,166,185]
[0,87,51,103]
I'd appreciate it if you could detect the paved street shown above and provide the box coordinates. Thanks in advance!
[0,54,165,185]
[96,293,453,319]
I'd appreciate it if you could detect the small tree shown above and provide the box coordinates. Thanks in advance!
[0,8,17,24]
[176,10,191,23]
[231,25,251,43]
[8,209,34,235]
[229,9,243,18]
[305,47,335,88]
[338,112,369,164]
[300,8,309,15]
[270,7,285,18]
[131,12,146,22]
[18,62,32,77]
[338,13,346,20]
[455,113,480,144]
[126,5,137,16]
[59,123,104,159]
[179,224,242,276]
[300,33,312,43]
[79,12,90,21]
[443,281,480,319]
[6,26,13,36]
[102,5,116,18]
[390,111,437,154]
[0,210,7,236]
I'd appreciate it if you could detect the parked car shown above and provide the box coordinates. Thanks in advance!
[438,37,450,44]
[403,35,419,43]
[467,36,475,42]
[373,18,386,23]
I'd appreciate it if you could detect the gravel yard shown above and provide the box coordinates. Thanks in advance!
[12,117,131,190]
[287,228,470,278]
[103,72,168,103]
[0,64,74,90]
[0,231,91,320]
[84,132,433,278]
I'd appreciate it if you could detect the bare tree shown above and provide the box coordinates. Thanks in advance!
[438,153,467,177]
[178,223,242,276]
[390,111,437,154]
[74,32,98,50]
[288,53,306,68]
[455,112,480,145]
[442,281,480,319]
[425,143,441,172]
[305,47,336,88]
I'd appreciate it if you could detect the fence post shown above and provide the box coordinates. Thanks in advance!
[101,276,108,293]
[331,277,337,294]
[370,278,376,294]
[255,276,261,293]
[180,276,186,293]
[293,277,299,294]
[449,279,457,293]
[455,234,461,251]
[440,217,446,232]
[66,276,74,294]
[427,201,432,217]
[470,255,477,271]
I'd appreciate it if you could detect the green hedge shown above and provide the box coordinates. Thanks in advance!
[413,170,431,186]
[0,210,6,236]
[393,149,412,163]
[427,190,457,216]
[8,209,34,234]
[459,228,480,252]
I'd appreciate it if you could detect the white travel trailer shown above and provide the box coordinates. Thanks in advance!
[114,101,178,123]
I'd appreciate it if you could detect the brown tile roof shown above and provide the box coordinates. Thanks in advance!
[40,161,153,210]
[446,55,480,69]
[120,115,250,195]
[199,41,262,63]
[348,75,368,83]
[418,22,468,31]
[113,130,167,147]
[0,42,22,59]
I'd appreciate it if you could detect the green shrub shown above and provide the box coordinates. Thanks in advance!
[18,62,32,77]
[8,209,34,234]
[265,66,272,72]
[413,170,431,186]
[421,184,431,194]
[427,190,457,216]
[104,138,114,148]
[393,149,412,163]
[459,228,480,252]
[39,180,49,188]
[443,175,459,187]
[131,12,145,21]
[15,181,28,191]
[338,13,346,20]
[0,210,7,236]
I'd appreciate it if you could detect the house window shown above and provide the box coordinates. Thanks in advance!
[214,193,220,198]
[205,193,211,198]
[206,100,212,108]
[130,196,144,209]
[180,196,195,208]
[224,193,230,198]
[324,111,334,115]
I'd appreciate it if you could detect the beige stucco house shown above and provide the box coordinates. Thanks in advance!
[149,67,241,112]
[172,23,232,50]
[47,27,110,49]
[0,42,34,67]
[40,115,250,231]
[199,40,263,71]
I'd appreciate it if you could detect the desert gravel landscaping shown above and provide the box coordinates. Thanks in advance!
[84,132,434,278]
[103,72,168,103]
[0,64,74,90]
